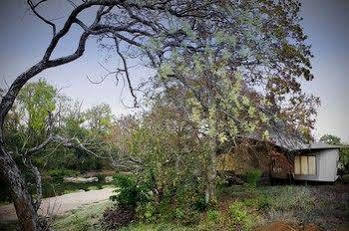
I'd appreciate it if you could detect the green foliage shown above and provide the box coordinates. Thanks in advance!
[245,169,262,187]
[339,148,349,173]
[17,79,57,135]
[174,208,185,219]
[120,223,193,231]
[110,174,149,209]
[85,103,113,133]
[229,201,254,230]
[47,169,79,181]
[193,197,208,212]
[53,200,112,231]
[48,184,348,231]
[136,202,157,222]
[206,210,220,223]
[319,134,341,145]
[319,134,349,173]
[242,194,271,210]
[96,174,105,183]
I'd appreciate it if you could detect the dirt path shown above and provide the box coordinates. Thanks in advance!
[0,187,114,221]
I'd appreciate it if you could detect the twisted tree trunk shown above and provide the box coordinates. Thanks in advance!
[0,62,47,230]
[0,146,39,231]
[205,137,218,205]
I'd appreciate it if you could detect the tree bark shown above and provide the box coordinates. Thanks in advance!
[205,136,218,205]
[0,62,47,231]
[0,146,39,231]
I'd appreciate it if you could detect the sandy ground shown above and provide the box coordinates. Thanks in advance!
[0,187,114,221]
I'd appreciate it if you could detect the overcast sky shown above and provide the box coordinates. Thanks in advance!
[0,0,348,142]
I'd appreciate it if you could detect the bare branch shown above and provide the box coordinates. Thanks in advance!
[114,37,138,107]
[27,0,57,36]
[74,18,90,31]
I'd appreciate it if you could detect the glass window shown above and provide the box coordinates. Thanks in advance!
[294,155,316,176]
[308,156,316,175]
[294,156,300,175]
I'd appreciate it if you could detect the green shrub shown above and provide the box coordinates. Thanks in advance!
[175,208,185,219]
[110,174,148,209]
[257,194,271,210]
[242,194,271,210]
[245,169,262,187]
[242,198,258,207]
[207,210,220,222]
[47,169,78,177]
[96,174,105,183]
[193,196,208,212]
[137,202,157,222]
[47,169,79,182]
[229,201,254,230]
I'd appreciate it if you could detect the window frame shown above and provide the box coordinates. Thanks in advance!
[294,155,317,176]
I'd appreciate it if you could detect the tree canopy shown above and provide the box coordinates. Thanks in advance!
[0,0,321,230]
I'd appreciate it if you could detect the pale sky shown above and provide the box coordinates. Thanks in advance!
[0,0,348,142]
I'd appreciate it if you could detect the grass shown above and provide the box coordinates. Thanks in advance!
[52,201,195,231]
[53,200,113,231]
[220,184,348,230]
[120,223,194,231]
[2,184,344,231]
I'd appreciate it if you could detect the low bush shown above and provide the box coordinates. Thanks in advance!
[242,194,271,210]
[96,174,106,183]
[206,210,220,223]
[136,202,157,222]
[47,169,79,181]
[229,201,254,230]
[110,174,149,209]
[245,169,262,187]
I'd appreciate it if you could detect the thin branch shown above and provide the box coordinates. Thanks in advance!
[27,0,57,36]
[114,37,138,107]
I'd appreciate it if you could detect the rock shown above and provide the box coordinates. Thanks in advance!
[63,176,98,183]
[105,176,113,183]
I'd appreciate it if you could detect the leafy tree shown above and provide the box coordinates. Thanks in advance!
[85,103,113,133]
[17,79,56,136]
[148,0,320,202]
[319,134,341,145]
[320,134,349,174]
[339,148,349,174]
[4,80,59,168]
[108,101,209,212]
[0,0,319,229]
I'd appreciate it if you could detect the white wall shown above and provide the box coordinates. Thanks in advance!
[318,149,339,181]
[293,149,339,182]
